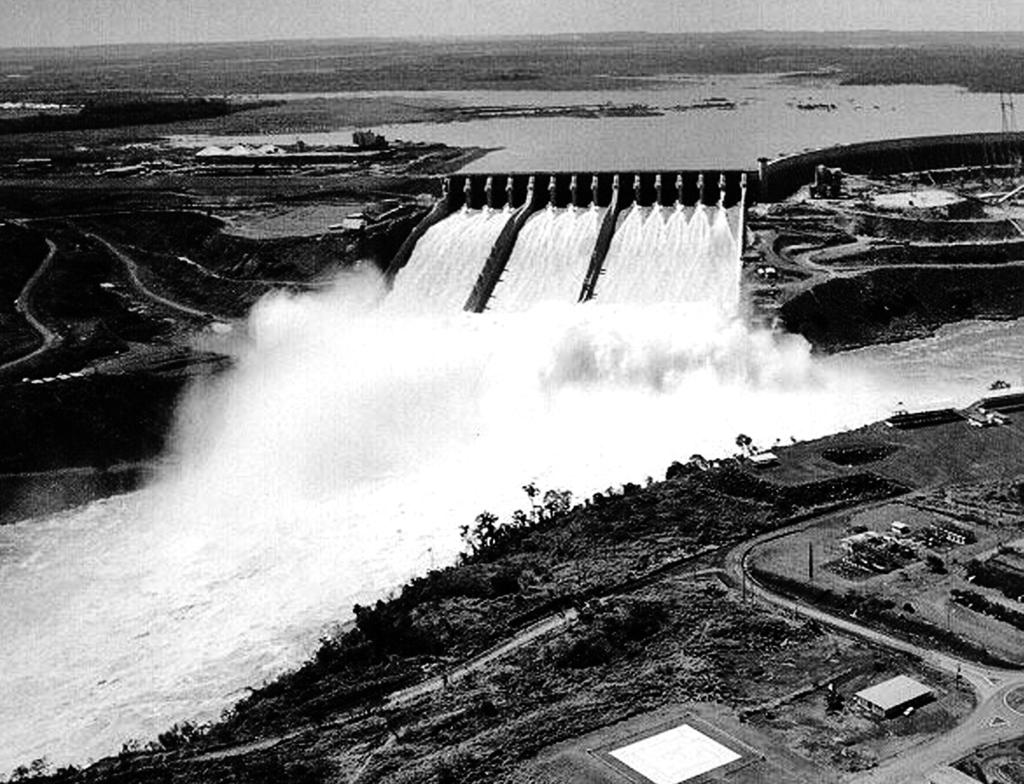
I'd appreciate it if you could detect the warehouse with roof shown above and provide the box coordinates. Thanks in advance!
[854,675,934,718]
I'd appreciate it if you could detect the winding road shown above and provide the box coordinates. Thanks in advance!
[84,232,216,320]
[0,237,60,375]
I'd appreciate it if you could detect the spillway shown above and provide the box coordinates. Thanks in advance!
[592,204,743,313]
[387,170,750,314]
[487,206,605,311]
[385,207,513,314]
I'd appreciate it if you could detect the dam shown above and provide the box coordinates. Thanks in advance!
[385,170,751,313]
[384,131,1024,315]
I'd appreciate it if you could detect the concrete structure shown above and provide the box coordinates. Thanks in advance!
[446,170,753,213]
[749,451,779,468]
[927,766,985,784]
[340,213,369,231]
[978,389,1024,414]
[763,131,1024,201]
[885,408,964,429]
[840,530,883,555]
[609,724,741,784]
[399,170,750,310]
[871,189,978,220]
[932,522,975,546]
[854,675,934,718]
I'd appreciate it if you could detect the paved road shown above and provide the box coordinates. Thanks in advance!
[191,608,580,764]
[726,510,1024,784]
[0,237,60,374]
[85,232,217,320]
[384,609,579,707]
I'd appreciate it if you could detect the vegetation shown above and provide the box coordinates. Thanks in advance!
[750,567,1011,666]
[0,98,273,136]
[781,265,1024,352]
[965,554,1024,602]
[11,464,899,783]
[926,554,948,574]
[951,588,1024,632]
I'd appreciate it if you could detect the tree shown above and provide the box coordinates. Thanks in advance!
[926,554,947,574]
[522,481,540,508]
[11,759,50,781]
[825,689,844,714]
[735,433,754,457]
[460,511,499,556]
[542,488,572,519]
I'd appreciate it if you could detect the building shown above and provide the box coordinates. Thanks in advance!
[854,675,933,718]
[932,522,975,546]
[885,408,964,429]
[339,212,369,231]
[749,451,779,469]
[967,411,1007,428]
[977,388,1024,414]
[890,521,911,538]
[352,129,387,149]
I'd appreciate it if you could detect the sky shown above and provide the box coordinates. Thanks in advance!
[1,0,1021,49]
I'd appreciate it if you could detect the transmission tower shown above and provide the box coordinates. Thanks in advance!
[1001,92,1018,133]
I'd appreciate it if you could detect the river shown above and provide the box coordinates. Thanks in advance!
[170,75,1022,171]
[2,72,1024,773]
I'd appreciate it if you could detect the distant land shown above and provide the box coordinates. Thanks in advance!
[3,31,1024,98]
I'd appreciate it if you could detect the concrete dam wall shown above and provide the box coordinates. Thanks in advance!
[762,131,1024,201]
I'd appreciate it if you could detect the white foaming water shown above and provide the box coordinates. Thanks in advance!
[385,207,512,313]
[595,205,742,312]
[0,214,1019,772]
[487,205,605,311]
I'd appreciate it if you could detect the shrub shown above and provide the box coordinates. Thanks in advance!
[926,554,947,574]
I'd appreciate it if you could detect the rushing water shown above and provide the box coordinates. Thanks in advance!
[385,207,512,313]
[4,74,1024,771]
[595,205,741,309]
[1,285,1022,771]
[488,205,605,311]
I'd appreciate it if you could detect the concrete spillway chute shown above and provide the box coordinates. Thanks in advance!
[463,175,539,313]
[579,173,622,302]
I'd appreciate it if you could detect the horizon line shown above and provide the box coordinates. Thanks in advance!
[3,27,1024,55]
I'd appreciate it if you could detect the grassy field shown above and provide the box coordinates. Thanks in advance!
[750,497,1024,663]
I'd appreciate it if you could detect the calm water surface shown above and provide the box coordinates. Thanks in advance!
[171,75,1022,171]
